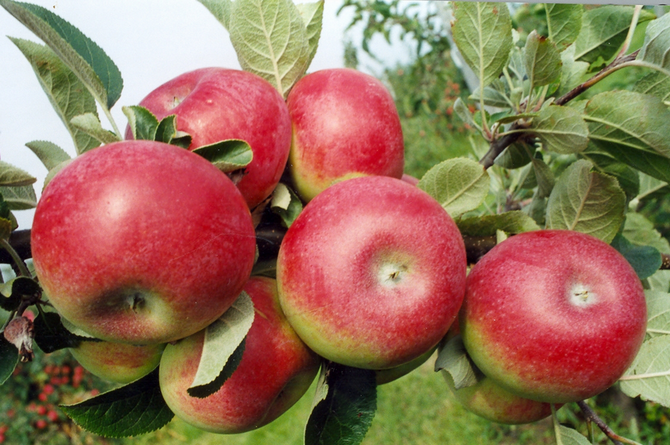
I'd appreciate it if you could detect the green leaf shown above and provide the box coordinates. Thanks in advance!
[123,106,159,141]
[610,234,662,280]
[296,0,324,70]
[623,212,670,254]
[435,335,478,390]
[25,140,71,171]
[60,369,174,437]
[0,0,123,109]
[192,139,253,173]
[187,292,254,398]
[0,336,19,385]
[451,2,513,88]
[524,30,562,88]
[0,161,36,187]
[0,185,37,210]
[9,38,100,154]
[305,362,377,445]
[645,290,670,339]
[33,311,95,353]
[557,45,589,97]
[558,426,592,445]
[620,336,670,407]
[71,113,122,146]
[229,0,310,97]
[637,172,669,201]
[494,142,534,169]
[469,81,512,109]
[634,72,670,103]
[453,98,479,129]
[638,11,670,70]
[528,105,589,154]
[155,115,192,148]
[457,211,540,237]
[545,160,626,243]
[574,6,655,64]
[418,158,489,218]
[196,0,232,29]
[271,183,303,228]
[531,157,555,199]
[545,4,583,51]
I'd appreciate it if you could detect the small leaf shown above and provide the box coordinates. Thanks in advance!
[192,139,253,173]
[528,105,589,154]
[610,234,662,280]
[296,0,324,69]
[434,335,478,390]
[0,161,36,187]
[229,0,310,97]
[645,290,670,339]
[418,158,489,218]
[71,113,122,145]
[25,141,71,171]
[0,336,19,385]
[620,336,670,407]
[155,115,192,148]
[524,30,562,88]
[9,38,100,154]
[454,98,478,129]
[451,2,513,88]
[545,4,583,51]
[0,0,123,109]
[196,0,232,29]
[546,160,626,243]
[457,211,540,237]
[60,369,174,437]
[188,292,254,397]
[494,142,534,169]
[0,185,37,210]
[271,183,303,228]
[558,426,592,445]
[532,157,555,199]
[469,82,512,109]
[305,362,377,445]
[123,106,159,141]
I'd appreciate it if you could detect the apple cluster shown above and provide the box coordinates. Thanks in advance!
[28,64,648,436]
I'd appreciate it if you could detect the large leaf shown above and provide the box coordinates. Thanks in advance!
[557,426,592,445]
[545,160,625,243]
[60,369,174,437]
[295,0,324,70]
[634,72,670,103]
[187,292,254,398]
[528,105,589,154]
[0,185,37,210]
[545,4,583,51]
[10,38,100,154]
[645,290,670,339]
[418,158,489,218]
[0,161,36,187]
[524,30,562,88]
[557,46,589,97]
[638,11,670,70]
[0,0,123,109]
[228,0,310,97]
[305,362,377,445]
[620,336,670,407]
[610,233,662,280]
[574,6,655,64]
[451,2,513,88]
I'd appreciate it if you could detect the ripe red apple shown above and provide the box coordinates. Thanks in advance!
[460,230,647,404]
[276,175,467,370]
[286,68,404,202]
[128,67,292,209]
[159,276,320,434]
[69,341,165,384]
[31,140,257,345]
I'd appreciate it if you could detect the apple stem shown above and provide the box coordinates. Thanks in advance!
[576,400,641,445]
[0,238,31,278]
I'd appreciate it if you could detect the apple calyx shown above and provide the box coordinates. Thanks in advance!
[569,283,597,308]
[4,315,35,362]
[378,262,409,287]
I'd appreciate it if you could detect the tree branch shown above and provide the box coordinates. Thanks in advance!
[577,400,642,445]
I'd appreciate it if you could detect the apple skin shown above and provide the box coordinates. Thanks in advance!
[375,347,435,385]
[127,67,292,209]
[159,276,320,434]
[31,140,257,345]
[286,68,404,202]
[461,230,647,404]
[443,371,556,425]
[69,341,165,384]
[276,175,467,370]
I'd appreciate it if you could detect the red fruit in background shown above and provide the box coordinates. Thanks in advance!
[277,176,466,369]
[31,140,257,345]
[461,230,647,404]
[286,68,405,202]
[127,67,292,209]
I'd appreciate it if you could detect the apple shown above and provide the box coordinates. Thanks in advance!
[443,370,556,425]
[159,276,320,434]
[401,173,420,186]
[375,347,436,385]
[286,68,405,202]
[460,230,647,404]
[69,341,165,384]
[31,140,257,345]
[276,175,467,370]
[128,67,292,209]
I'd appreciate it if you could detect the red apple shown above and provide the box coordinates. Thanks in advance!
[159,276,320,434]
[375,347,435,385]
[276,175,467,370]
[31,140,257,345]
[128,67,292,209]
[286,68,404,202]
[69,341,165,384]
[460,230,647,404]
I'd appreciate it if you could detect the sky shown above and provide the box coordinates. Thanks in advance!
[0,0,416,229]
